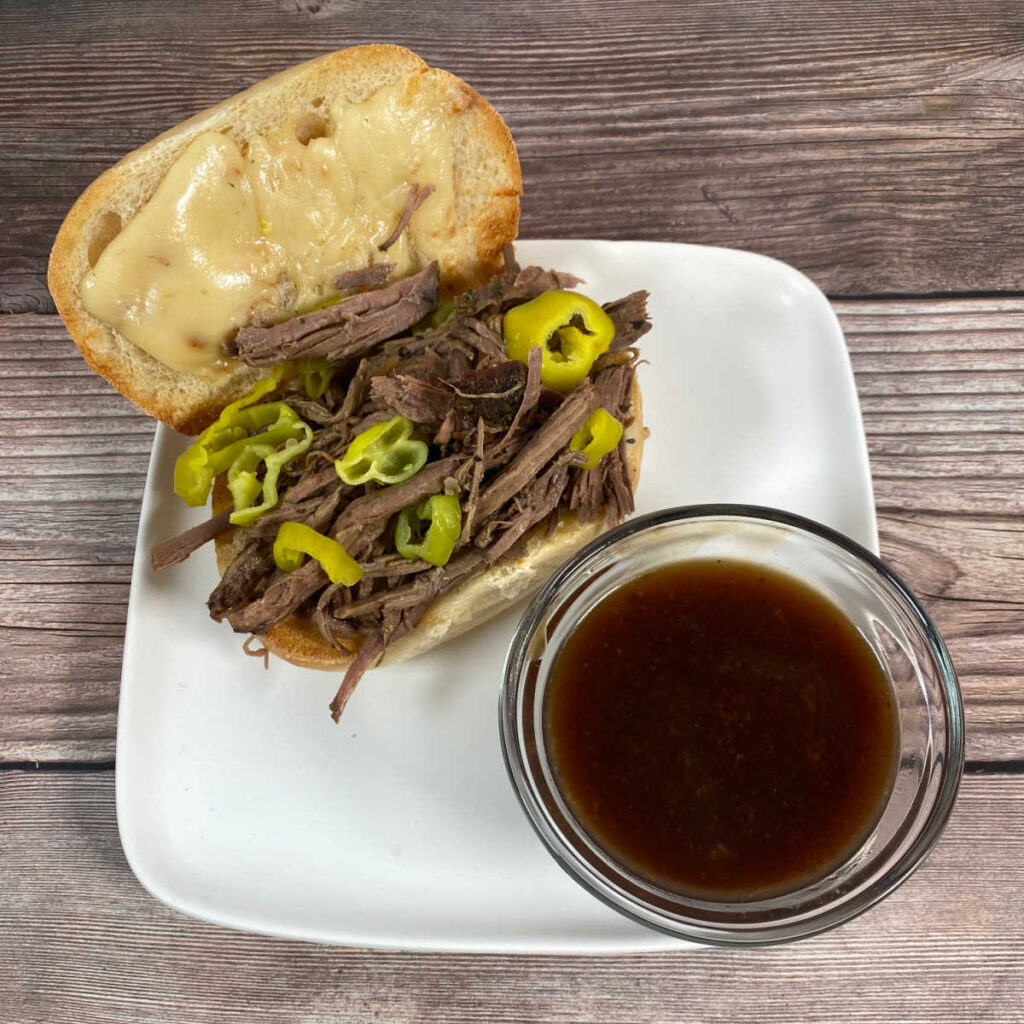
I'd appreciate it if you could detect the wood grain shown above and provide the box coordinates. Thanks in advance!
[0,768,1021,1023]
[2,299,1023,763]
[0,314,151,761]
[4,0,1024,312]
[3,7,1024,1018]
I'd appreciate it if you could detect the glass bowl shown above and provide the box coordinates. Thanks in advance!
[500,505,964,946]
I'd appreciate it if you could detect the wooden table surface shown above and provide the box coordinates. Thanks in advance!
[3,1,1023,1021]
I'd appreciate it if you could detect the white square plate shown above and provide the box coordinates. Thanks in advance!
[116,240,876,953]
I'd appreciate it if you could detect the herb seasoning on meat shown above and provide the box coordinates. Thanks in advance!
[544,559,899,900]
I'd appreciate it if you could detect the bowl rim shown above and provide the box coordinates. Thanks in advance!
[499,503,966,946]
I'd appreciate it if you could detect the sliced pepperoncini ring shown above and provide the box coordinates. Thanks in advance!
[272,522,363,586]
[227,422,313,527]
[335,415,428,487]
[395,494,462,567]
[570,408,624,469]
[226,443,274,514]
[296,357,336,400]
[503,290,616,393]
[173,368,304,508]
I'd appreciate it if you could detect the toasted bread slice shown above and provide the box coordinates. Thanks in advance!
[212,377,645,671]
[48,45,521,435]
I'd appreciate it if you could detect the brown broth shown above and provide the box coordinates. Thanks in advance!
[544,559,898,900]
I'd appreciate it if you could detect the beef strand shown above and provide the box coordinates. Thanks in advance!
[250,484,344,536]
[459,418,486,543]
[604,290,652,352]
[459,264,583,320]
[483,450,584,564]
[503,344,543,441]
[329,631,386,721]
[150,512,231,573]
[328,549,487,721]
[370,374,453,425]
[208,538,276,621]
[448,316,505,363]
[332,262,394,292]
[604,443,635,523]
[279,465,339,505]
[337,358,372,420]
[231,263,439,366]
[378,184,435,252]
[569,364,636,522]
[475,382,600,522]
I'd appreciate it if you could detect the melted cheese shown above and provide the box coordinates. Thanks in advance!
[81,76,456,372]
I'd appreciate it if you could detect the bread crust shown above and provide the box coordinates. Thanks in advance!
[213,377,645,671]
[48,45,522,435]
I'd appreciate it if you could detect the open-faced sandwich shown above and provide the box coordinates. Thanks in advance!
[48,45,651,719]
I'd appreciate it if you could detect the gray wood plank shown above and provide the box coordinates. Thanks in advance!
[1,769,1021,1023]
[1,300,1022,762]
[4,0,1024,310]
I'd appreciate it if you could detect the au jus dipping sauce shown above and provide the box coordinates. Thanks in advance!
[543,559,899,900]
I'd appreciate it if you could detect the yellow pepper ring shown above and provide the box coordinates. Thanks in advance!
[503,290,616,393]
[227,423,313,527]
[173,368,302,510]
[335,415,428,487]
[570,408,624,470]
[395,493,462,567]
[296,357,336,400]
[272,522,363,586]
[226,443,275,514]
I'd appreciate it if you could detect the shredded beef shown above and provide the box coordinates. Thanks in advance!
[447,316,505,363]
[208,539,276,621]
[148,252,652,722]
[482,449,584,564]
[332,454,464,549]
[595,364,634,420]
[603,291,651,352]
[314,592,361,651]
[502,345,543,441]
[283,394,336,426]
[230,263,439,366]
[604,443,635,523]
[150,512,231,573]
[329,631,386,721]
[443,343,473,381]
[568,364,636,522]
[451,360,527,428]
[332,262,394,292]
[358,554,434,578]
[333,357,371,420]
[226,557,321,634]
[378,184,435,252]
[210,484,344,621]
[434,410,456,448]
[328,549,488,720]
[312,408,396,461]
[228,454,465,635]
[569,453,607,523]
[459,419,486,543]
[242,634,271,670]
[475,382,600,522]
[280,465,339,505]
[370,374,453,425]
[459,264,583,319]
[250,484,344,537]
